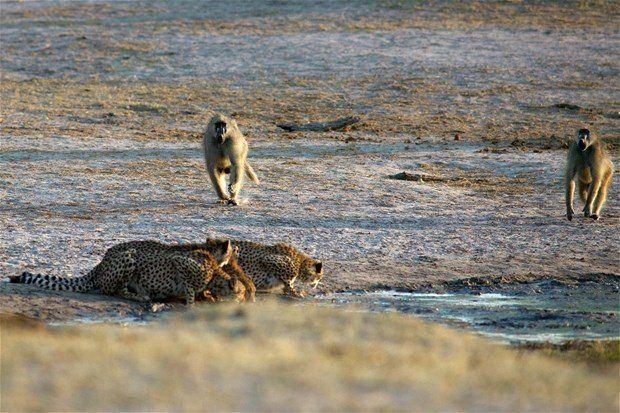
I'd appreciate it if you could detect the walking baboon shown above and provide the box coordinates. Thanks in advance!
[202,114,260,205]
[565,128,614,221]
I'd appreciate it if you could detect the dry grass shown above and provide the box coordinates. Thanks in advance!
[2,302,618,412]
[2,76,617,148]
[3,1,617,33]
[520,340,620,365]
[1,1,618,145]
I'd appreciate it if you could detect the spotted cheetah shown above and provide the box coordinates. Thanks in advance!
[121,247,238,304]
[199,248,249,303]
[227,240,324,297]
[9,240,236,304]
[108,238,324,297]
[218,245,256,301]
[108,239,256,302]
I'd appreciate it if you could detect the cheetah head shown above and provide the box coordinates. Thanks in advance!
[204,271,247,303]
[212,240,234,267]
[299,259,324,289]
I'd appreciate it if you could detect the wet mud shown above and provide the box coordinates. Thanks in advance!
[319,274,619,343]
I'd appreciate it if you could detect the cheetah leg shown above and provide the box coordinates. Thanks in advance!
[118,284,151,302]
[273,260,304,297]
[184,286,196,305]
[117,276,152,302]
[201,290,217,302]
[258,256,305,297]
[283,281,306,298]
[169,255,211,305]
[95,249,140,296]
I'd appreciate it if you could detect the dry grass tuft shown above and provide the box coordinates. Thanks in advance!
[2,301,618,411]
[520,340,620,364]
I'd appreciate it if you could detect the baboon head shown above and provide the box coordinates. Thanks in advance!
[299,259,324,289]
[577,128,594,151]
[208,114,237,145]
[214,121,227,144]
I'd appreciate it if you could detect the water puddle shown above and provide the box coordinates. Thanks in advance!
[317,280,619,344]
[44,302,175,327]
[47,315,148,327]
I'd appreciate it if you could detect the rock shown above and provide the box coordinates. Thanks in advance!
[389,172,424,182]
[388,171,447,183]
[553,103,583,111]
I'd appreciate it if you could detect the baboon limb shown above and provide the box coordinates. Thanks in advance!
[202,114,260,205]
[565,128,614,221]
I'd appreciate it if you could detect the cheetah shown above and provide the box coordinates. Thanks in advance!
[223,240,323,297]
[218,245,256,301]
[121,247,235,304]
[107,239,256,302]
[9,240,236,304]
[108,238,324,297]
[199,248,250,303]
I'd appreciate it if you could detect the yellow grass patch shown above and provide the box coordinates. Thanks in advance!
[2,302,618,411]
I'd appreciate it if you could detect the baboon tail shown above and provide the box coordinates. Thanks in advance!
[9,271,94,292]
[245,161,260,184]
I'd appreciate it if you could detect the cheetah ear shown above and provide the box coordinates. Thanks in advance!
[315,261,323,274]
[219,240,233,267]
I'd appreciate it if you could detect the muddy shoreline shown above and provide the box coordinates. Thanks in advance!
[3,272,617,341]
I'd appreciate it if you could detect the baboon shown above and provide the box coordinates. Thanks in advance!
[565,128,614,221]
[202,114,260,205]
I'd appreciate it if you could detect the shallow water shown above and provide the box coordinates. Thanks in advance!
[47,315,147,327]
[317,280,619,344]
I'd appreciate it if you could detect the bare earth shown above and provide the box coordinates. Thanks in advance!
[1,1,619,318]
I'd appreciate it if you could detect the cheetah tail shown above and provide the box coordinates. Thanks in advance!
[245,161,260,184]
[9,271,94,292]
